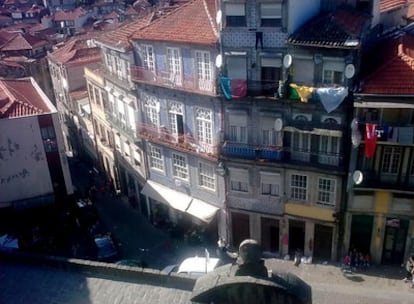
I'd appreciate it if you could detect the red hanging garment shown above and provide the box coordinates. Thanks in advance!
[365,123,377,158]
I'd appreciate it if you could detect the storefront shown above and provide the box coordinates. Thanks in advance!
[382,218,409,264]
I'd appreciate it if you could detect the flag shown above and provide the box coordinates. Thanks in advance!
[220,77,247,100]
[365,123,377,158]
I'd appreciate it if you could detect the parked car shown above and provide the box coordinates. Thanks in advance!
[162,256,220,276]
[94,235,118,262]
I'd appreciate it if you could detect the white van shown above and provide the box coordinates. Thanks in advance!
[162,256,220,276]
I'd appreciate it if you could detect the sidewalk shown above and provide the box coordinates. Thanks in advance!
[265,258,410,291]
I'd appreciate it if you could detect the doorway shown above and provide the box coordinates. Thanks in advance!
[261,217,279,253]
[231,212,250,249]
[382,218,408,264]
[289,219,305,255]
[350,215,373,254]
[313,224,333,260]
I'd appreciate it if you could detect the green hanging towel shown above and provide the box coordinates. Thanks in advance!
[288,84,300,100]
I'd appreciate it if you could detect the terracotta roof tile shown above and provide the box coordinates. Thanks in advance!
[0,33,48,51]
[49,38,101,66]
[0,78,49,118]
[288,8,369,49]
[131,0,218,46]
[380,0,407,12]
[407,0,414,20]
[97,13,155,49]
[54,7,88,21]
[360,35,414,95]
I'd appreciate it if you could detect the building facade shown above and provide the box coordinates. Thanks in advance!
[0,77,73,209]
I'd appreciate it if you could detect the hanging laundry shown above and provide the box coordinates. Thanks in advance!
[316,87,348,113]
[220,77,247,100]
[288,84,300,100]
[365,123,377,158]
[289,83,315,103]
[398,127,413,144]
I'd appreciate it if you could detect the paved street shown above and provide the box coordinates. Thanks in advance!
[69,159,216,269]
[2,158,412,303]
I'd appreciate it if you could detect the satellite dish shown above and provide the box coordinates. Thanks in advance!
[216,10,222,25]
[283,54,292,68]
[345,64,355,79]
[350,118,358,131]
[215,54,223,68]
[274,118,283,132]
[352,170,363,185]
[351,130,362,147]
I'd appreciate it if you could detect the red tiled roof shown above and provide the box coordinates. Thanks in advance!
[380,0,407,12]
[131,0,218,46]
[49,38,101,66]
[287,7,369,49]
[54,7,88,21]
[407,0,414,20]
[97,13,155,50]
[0,78,49,118]
[360,35,414,94]
[0,33,48,51]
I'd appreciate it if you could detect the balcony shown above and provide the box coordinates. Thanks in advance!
[130,66,217,96]
[222,142,284,161]
[105,112,136,139]
[247,80,279,98]
[354,169,414,192]
[138,123,219,160]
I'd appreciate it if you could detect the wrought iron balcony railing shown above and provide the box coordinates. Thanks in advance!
[138,122,219,160]
[222,141,284,161]
[105,112,136,139]
[130,65,217,96]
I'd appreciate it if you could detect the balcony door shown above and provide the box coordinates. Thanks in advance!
[169,102,184,142]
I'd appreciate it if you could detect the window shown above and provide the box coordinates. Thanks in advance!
[144,97,159,127]
[169,102,184,137]
[196,108,213,144]
[225,3,246,27]
[292,132,310,152]
[198,162,215,190]
[41,126,57,152]
[229,168,249,193]
[319,136,339,154]
[260,117,283,147]
[228,112,247,143]
[323,60,345,85]
[172,153,188,180]
[196,51,212,91]
[317,178,336,207]
[149,145,164,171]
[290,174,307,201]
[382,147,402,174]
[260,173,280,197]
[133,149,141,166]
[260,3,282,27]
[143,45,155,72]
[227,55,247,79]
[167,47,182,85]
[261,57,281,82]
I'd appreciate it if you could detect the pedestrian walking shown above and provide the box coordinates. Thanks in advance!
[403,255,414,284]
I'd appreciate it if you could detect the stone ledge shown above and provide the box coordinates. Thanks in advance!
[0,250,196,290]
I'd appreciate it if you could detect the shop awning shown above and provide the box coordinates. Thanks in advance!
[141,181,192,212]
[185,198,219,223]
